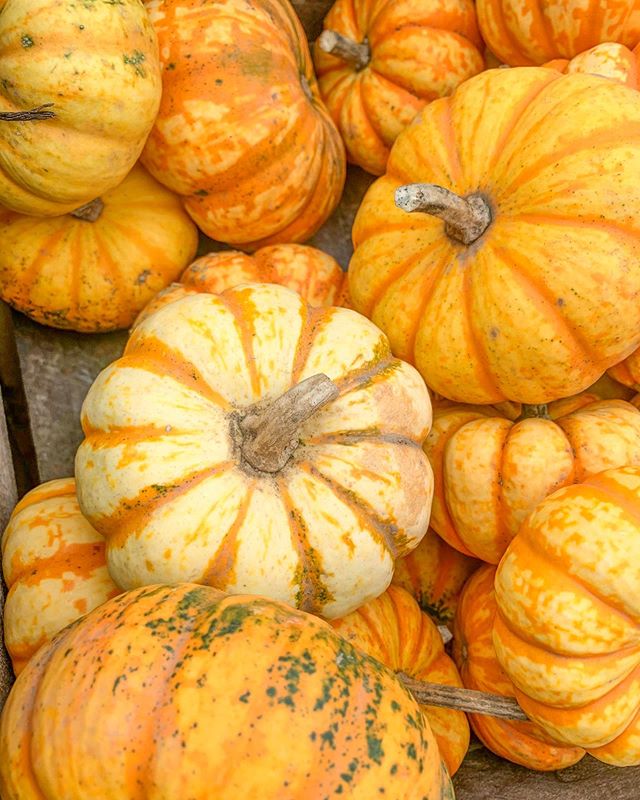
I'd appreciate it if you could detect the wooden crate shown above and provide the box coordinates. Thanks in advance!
[0,2,639,796]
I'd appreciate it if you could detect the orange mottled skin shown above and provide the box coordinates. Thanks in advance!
[453,566,585,770]
[0,584,454,799]
[544,41,640,87]
[142,0,345,250]
[392,527,479,625]
[478,0,640,66]
[332,585,470,776]
[1,479,121,675]
[426,398,640,563]
[0,165,199,333]
[134,244,345,328]
[350,68,640,404]
[494,467,640,763]
[313,0,484,175]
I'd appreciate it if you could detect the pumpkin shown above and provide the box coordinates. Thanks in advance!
[349,68,640,404]
[1,479,120,675]
[0,583,454,799]
[134,244,345,328]
[0,165,198,332]
[141,0,345,250]
[312,0,484,176]
[477,0,640,66]
[452,565,585,770]
[75,283,433,618]
[0,0,161,216]
[392,528,479,626]
[426,398,640,563]
[544,41,640,87]
[494,466,640,763]
[331,584,469,776]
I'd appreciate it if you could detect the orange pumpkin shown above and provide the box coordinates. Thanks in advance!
[392,528,479,626]
[0,0,161,216]
[1,479,120,675]
[331,585,469,776]
[313,0,484,176]
[452,566,585,770]
[142,0,345,250]
[544,41,640,87]
[349,68,640,404]
[426,398,640,563]
[0,165,198,332]
[134,245,345,328]
[75,284,433,619]
[478,0,640,66]
[0,583,454,798]
[494,466,640,763]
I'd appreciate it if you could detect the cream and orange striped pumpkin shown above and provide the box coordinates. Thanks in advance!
[134,245,345,328]
[75,283,433,618]
[331,585,470,776]
[544,41,640,86]
[1,479,120,675]
[494,467,640,763]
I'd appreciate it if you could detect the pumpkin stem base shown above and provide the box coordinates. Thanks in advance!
[71,198,105,222]
[0,103,55,122]
[395,184,492,245]
[318,30,370,71]
[518,403,550,421]
[239,374,339,473]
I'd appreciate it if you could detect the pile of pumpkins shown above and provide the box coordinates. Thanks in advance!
[2,0,640,797]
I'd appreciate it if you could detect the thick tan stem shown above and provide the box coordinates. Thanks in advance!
[395,184,492,245]
[239,374,339,473]
[438,625,453,645]
[0,103,55,121]
[518,403,550,421]
[318,30,370,70]
[398,673,528,721]
[70,198,105,222]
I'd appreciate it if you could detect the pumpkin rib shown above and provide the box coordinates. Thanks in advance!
[439,96,464,186]
[303,432,425,449]
[291,306,331,385]
[201,485,255,589]
[507,212,640,241]
[218,292,262,400]
[332,353,398,397]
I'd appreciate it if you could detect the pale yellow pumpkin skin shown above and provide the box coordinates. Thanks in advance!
[2,479,120,675]
[494,467,640,762]
[331,585,470,776]
[75,284,433,619]
[0,0,161,216]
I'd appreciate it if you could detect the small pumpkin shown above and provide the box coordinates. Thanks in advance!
[0,0,161,216]
[142,0,346,250]
[392,528,479,626]
[331,584,469,776]
[313,0,484,175]
[350,68,640,404]
[134,244,345,328]
[544,41,640,87]
[452,565,585,770]
[75,283,433,618]
[426,398,640,563]
[0,165,198,332]
[494,466,640,762]
[0,583,454,799]
[1,479,120,675]
[477,0,640,66]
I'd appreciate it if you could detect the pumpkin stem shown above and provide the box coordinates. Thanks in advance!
[397,673,528,721]
[239,374,339,473]
[70,198,105,222]
[518,403,550,420]
[0,103,55,121]
[395,184,492,246]
[318,30,370,71]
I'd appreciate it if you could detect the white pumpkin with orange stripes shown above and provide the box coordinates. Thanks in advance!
[75,283,433,618]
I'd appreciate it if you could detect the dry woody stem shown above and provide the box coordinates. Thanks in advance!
[395,184,492,245]
[0,103,55,121]
[518,403,550,420]
[240,374,339,473]
[318,30,370,70]
[71,198,105,222]
[398,673,529,721]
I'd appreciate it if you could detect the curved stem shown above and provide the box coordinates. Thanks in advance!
[239,374,339,473]
[518,403,550,421]
[395,184,492,245]
[70,198,105,222]
[0,103,55,121]
[398,673,528,721]
[318,30,370,71]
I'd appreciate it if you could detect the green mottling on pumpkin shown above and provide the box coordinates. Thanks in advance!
[367,734,384,765]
